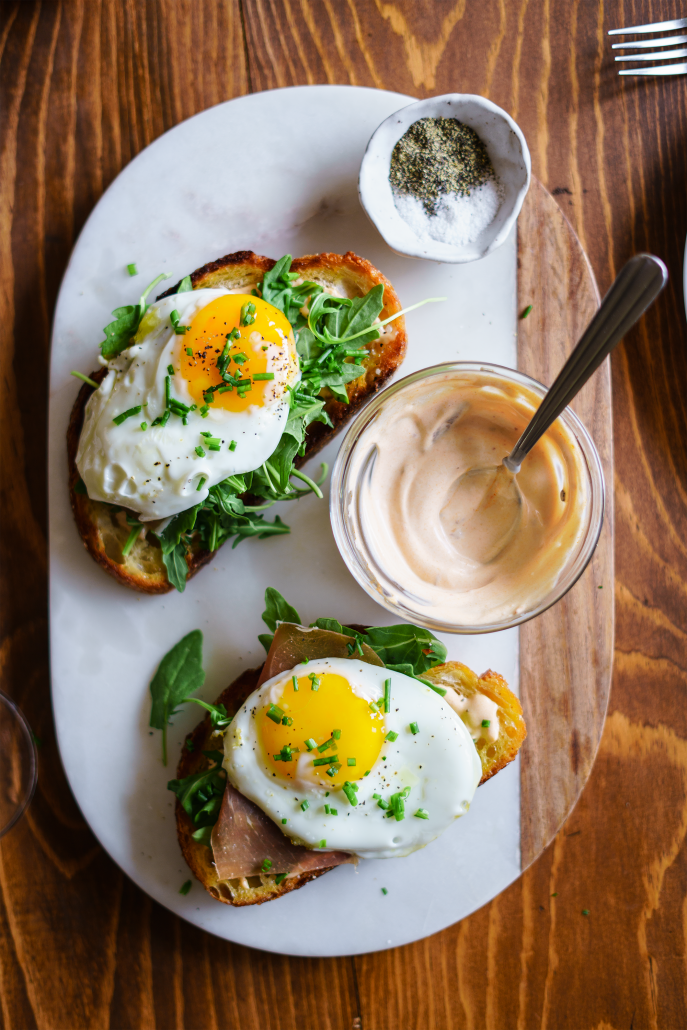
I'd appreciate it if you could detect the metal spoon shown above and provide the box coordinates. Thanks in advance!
[442,253,668,564]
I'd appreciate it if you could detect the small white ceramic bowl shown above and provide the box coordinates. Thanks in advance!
[359,94,531,263]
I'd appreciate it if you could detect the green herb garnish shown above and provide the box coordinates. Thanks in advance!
[149,630,205,765]
[71,370,100,389]
[127,263,138,276]
[112,405,142,425]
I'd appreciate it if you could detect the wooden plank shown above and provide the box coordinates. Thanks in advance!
[517,178,613,867]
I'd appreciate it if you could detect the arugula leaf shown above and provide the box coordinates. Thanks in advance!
[100,272,170,360]
[258,633,275,653]
[341,285,384,340]
[177,275,193,293]
[360,625,447,676]
[311,617,348,635]
[161,543,189,593]
[262,587,301,632]
[182,699,232,731]
[167,759,226,847]
[149,630,205,765]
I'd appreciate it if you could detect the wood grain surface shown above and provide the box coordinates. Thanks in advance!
[1,2,686,1028]
[517,178,612,870]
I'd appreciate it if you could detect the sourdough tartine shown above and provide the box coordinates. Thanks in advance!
[176,655,526,907]
[67,250,407,593]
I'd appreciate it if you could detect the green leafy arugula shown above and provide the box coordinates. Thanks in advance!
[259,588,447,693]
[167,751,226,847]
[101,272,171,360]
[149,630,205,764]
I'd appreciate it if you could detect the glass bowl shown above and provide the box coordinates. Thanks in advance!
[0,691,37,838]
[330,362,605,635]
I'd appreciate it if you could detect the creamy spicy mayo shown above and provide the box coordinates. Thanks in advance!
[351,370,589,627]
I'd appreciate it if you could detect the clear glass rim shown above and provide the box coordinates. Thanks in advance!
[330,361,606,635]
[0,690,38,838]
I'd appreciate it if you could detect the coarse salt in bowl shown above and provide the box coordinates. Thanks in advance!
[359,94,531,264]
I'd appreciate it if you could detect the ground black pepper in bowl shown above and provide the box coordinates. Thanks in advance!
[389,117,494,215]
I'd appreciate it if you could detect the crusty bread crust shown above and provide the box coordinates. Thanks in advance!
[175,667,343,907]
[423,662,527,783]
[68,250,407,593]
[177,650,526,906]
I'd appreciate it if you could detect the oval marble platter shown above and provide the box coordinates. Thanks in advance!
[48,86,613,957]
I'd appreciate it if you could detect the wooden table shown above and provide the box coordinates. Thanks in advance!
[1,2,686,1027]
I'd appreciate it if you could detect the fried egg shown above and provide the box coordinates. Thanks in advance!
[76,290,300,520]
[224,657,481,859]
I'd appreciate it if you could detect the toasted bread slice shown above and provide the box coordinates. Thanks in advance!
[67,251,407,593]
[177,653,526,906]
[422,662,526,783]
[175,667,346,907]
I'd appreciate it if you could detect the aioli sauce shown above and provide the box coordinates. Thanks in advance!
[352,371,589,627]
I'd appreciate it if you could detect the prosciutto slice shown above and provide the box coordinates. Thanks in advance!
[211,623,375,880]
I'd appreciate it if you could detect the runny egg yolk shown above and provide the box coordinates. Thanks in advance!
[179,294,295,412]
[260,672,384,787]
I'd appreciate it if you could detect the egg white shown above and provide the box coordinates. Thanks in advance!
[224,657,482,860]
[75,289,300,520]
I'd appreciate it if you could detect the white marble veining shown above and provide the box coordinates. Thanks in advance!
[48,86,520,956]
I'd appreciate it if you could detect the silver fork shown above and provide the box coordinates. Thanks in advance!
[609,16,687,75]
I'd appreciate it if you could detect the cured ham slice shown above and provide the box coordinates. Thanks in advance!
[258,622,383,687]
[211,782,353,880]
[211,623,375,880]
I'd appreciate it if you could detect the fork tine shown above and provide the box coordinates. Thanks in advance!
[612,33,687,49]
[619,62,687,76]
[615,48,687,61]
[609,17,687,35]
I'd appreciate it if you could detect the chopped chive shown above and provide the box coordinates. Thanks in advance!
[347,757,356,767]
[233,352,248,365]
[369,701,381,713]
[385,731,398,742]
[127,263,138,276]
[200,431,212,437]
[414,808,430,820]
[342,781,358,807]
[112,405,142,425]
[275,872,287,885]
[70,370,100,389]
[262,345,268,351]
[229,440,237,451]
[481,719,491,728]
[373,793,381,800]
[261,858,273,872]
[240,301,256,326]
[281,818,287,825]
[382,756,387,761]
[318,839,326,848]
[196,476,206,492]
[326,766,338,777]
[292,675,299,692]
[267,704,284,724]
[309,674,320,691]
[384,678,391,713]
[381,888,388,895]
[200,405,209,417]
[281,715,293,726]
[391,793,405,822]
[167,364,174,375]
[325,791,329,797]
[186,347,193,356]
[121,523,141,557]
[330,807,338,816]
[551,892,558,897]
[252,372,275,381]
[313,756,337,767]
[582,909,590,916]
[195,446,206,457]
[377,798,389,810]
[410,722,419,735]
[304,738,317,751]
[160,409,171,427]
[364,770,370,776]
[140,421,148,431]
[332,729,341,740]
[207,440,221,451]
[300,800,309,812]
[520,304,533,319]
[317,737,335,754]
[179,880,192,895]
[324,804,330,814]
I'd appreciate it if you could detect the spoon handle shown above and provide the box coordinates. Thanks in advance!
[504,253,668,472]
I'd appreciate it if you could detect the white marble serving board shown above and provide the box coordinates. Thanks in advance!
[48,85,520,957]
